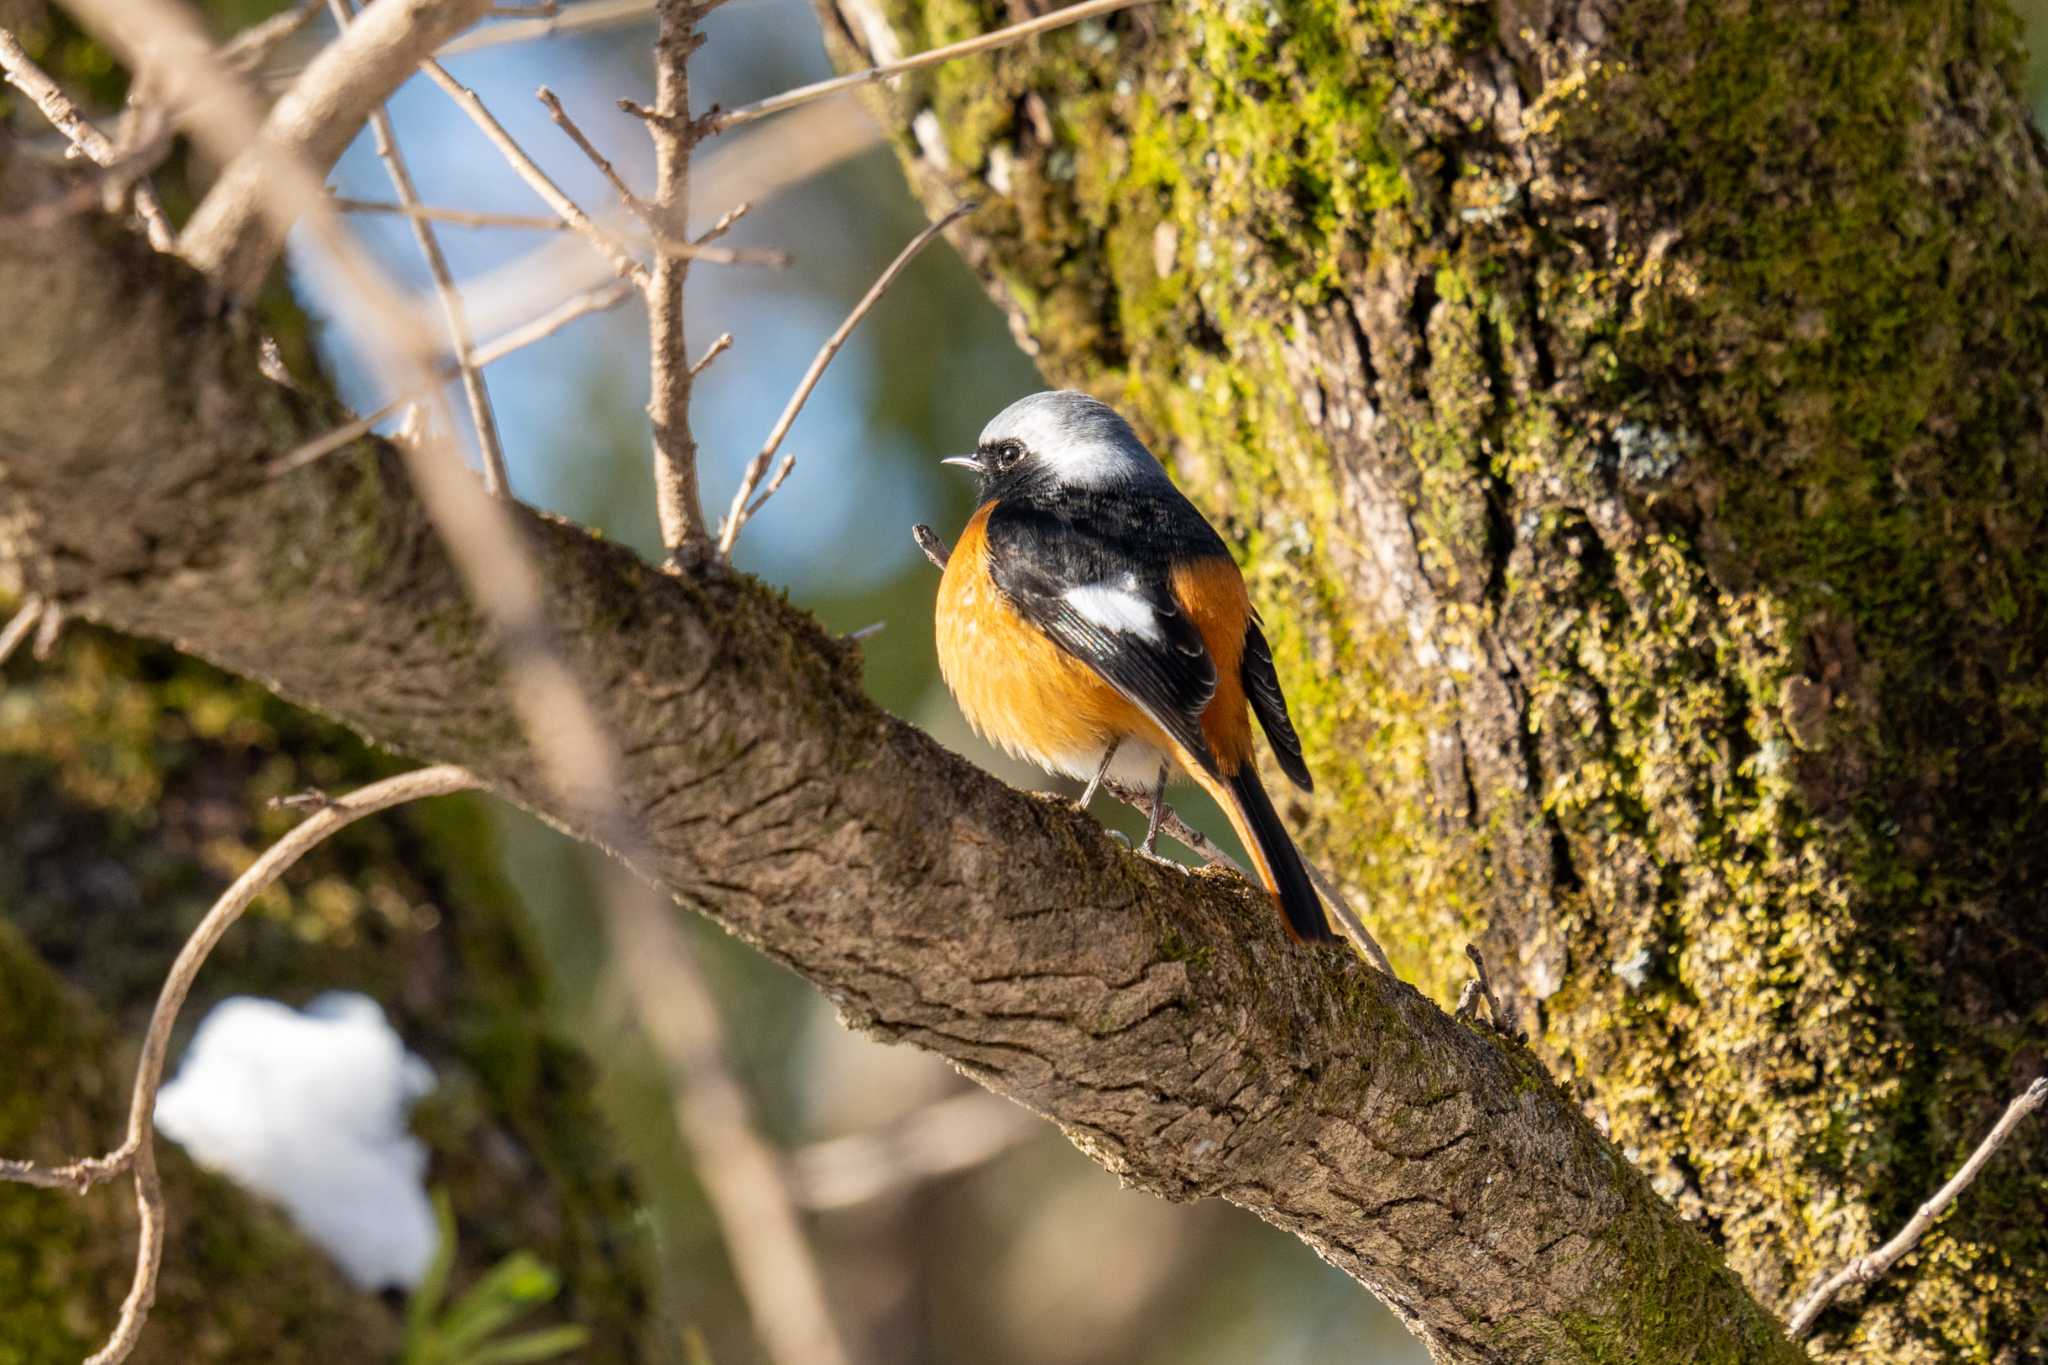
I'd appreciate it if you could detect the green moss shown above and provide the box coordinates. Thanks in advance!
[862,0,2048,1354]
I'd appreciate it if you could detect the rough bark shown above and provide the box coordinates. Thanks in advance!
[814,0,2048,1359]
[0,135,1801,1361]
[0,626,657,1356]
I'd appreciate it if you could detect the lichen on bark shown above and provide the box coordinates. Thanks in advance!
[823,0,2048,1357]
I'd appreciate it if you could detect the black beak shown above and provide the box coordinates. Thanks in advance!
[940,455,983,472]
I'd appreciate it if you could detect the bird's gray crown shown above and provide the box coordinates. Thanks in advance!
[978,390,1168,490]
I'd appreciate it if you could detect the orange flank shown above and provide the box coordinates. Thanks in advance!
[1167,556,1254,775]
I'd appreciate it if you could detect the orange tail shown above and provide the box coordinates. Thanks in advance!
[1182,761,1335,943]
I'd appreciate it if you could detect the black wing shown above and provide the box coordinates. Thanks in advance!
[1243,618,1312,792]
[984,498,1221,776]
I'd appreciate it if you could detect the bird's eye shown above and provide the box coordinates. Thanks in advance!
[993,440,1025,470]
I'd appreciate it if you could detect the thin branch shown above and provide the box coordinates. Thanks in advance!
[0,596,44,668]
[1102,778,1249,877]
[217,0,324,72]
[790,1090,1041,1210]
[0,28,176,250]
[268,281,635,477]
[419,59,650,289]
[332,195,569,232]
[711,0,1153,132]
[718,202,975,555]
[1303,853,1395,975]
[697,198,750,244]
[178,0,498,295]
[438,0,651,57]
[1453,943,1519,1037]
[329,0,509,494]
[688,331,732,377]
[30,600,64,661]
[0,767,482,1365]
[644,1,707,557]
[537,85,654,227]
[741,453,794,519]
[1786,1075,2048,1338]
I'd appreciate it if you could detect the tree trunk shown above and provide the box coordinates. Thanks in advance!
[0,626,657,1360]
[818,0,2048,1358]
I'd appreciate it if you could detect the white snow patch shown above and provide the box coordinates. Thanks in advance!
[154,992,437,1291]
[1064,583,1162,643]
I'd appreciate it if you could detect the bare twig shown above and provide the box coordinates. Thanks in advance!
[912,523,950,572]
[329,0,509,494]
[269,281,635,477]
[741,453,794,519]
[1786,1075,2048,1338]
[689,331,732,377]
[1455,944,1517,1037]
[217,0,324,73]
[644,0,706,557]
[0,766,481,1365]
[456,98,878,345]
[178,0,497,294]
[1102,779,1249,877]
[0,29,176,250]
[537,85,654,227]
[30,601,64,661]
[697,199,750,244]
[718,202,975,555]
[420,59,650,289]
[711,0,1153,132]
[1304,855,1395,975]
[0,596,45,668]
[332,196,569,232]
[790,1090,1040,1210]
[439,0,650,56]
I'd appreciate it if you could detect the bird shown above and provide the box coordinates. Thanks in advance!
[933,390,1335,943]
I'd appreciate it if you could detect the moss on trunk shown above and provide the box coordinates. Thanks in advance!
[825,0,2048,1356]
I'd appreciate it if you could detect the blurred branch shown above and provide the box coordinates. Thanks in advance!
[0,766,482,1365]
[439,0,651,57]
[0,28,176,250]
[331,196,569,231]
[717,201,975,555]
[791,1091,1041,1210]
[1786,1076,2048,1338]
[328,0,510,494]
[179,0,498,295]
[711,0,1153,131]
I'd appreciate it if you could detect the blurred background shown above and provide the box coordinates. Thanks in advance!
[12,0,2048,1360]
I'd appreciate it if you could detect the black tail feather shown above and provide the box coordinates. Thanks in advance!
[1227,768,1336,942]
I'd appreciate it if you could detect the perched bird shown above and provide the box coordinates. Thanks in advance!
[933,390,1335,943]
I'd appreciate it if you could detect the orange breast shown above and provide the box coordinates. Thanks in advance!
[936,502,1152,770]
[934,502,1257,779]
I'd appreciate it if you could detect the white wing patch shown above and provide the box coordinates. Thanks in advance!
[1064,582,1163,643]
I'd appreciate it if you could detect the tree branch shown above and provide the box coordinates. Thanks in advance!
[179,0,498,295]
[0,158,1803,1364]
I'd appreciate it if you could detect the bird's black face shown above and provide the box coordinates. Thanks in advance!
[945,436,1042,503]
